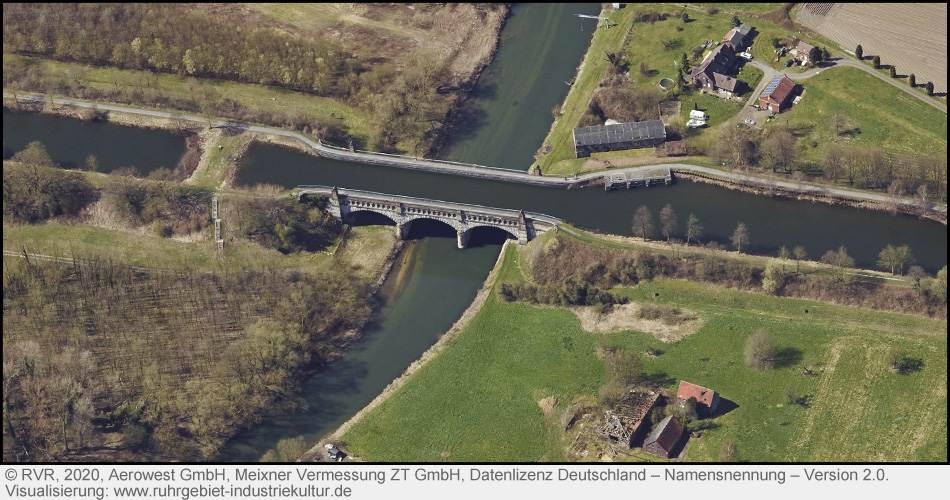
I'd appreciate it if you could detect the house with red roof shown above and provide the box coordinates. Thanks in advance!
[677,380,720,417]
[758,75,798,113]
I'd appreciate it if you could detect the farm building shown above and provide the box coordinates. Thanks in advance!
[722,23,753,50]
[795,40,815,63]
[572,120,666,158]
[677,380,720,417]
[601,390,660,448]
[691,44,738,91]
[644,416,687,458]
[758,75,797,113]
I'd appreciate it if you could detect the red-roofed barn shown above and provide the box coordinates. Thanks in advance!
[677,380,720,417]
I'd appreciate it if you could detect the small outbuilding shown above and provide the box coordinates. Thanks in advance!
[677,380,720,417]
[572,120,666,158]
[795,40,815,63]
[722,23,753,51]
[327,445,346,461]
[644,416,687,458]
[758,75,797,113]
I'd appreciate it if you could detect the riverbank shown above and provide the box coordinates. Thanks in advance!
[424,6,509,159]
[675,170,948,225]
[299,239,511,462]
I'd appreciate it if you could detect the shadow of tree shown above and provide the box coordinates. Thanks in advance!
[895,357,924,374]
[641,371,676,387]
[774,347,802,369]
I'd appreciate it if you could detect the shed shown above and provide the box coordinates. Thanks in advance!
[327,446,346,461]
[677,380,720,417]
[758,75,797,113]
[572,120,666,158]
[644,416,687,458]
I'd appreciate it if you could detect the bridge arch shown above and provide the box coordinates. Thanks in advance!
[458,225,518,248]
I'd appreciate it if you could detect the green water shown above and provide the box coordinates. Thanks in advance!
[217,223,507,462]
[3,108,187,175]
[440,3,601,170]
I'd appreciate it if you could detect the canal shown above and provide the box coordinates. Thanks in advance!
[2,3,946,463]
[3,108,186,176]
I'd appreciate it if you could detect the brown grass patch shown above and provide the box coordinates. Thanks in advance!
[538,396,559,416]
[570,302,703,342]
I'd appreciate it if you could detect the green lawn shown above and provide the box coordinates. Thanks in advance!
[342,242,947,462]
[777,66,948,161]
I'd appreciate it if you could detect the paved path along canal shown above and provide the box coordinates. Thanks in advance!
[7,93,943,216]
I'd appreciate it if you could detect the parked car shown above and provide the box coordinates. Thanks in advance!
[785,59,794,67]
[744,118,756,125]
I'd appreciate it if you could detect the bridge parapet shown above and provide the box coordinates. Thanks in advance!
[298,185,560,248]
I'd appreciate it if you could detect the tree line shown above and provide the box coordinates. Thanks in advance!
[530,236,947,319]
[708,123,947,204]
[3,4,357,99]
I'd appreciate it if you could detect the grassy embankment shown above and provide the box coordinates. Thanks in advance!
[774,66,948,163]
[341,234,946,462]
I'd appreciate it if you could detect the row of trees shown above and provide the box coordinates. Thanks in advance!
[2,4,360,98]
[632,205,751,253]
[529,236,947,318]
[856,44,936,96]
[712,126,947,203]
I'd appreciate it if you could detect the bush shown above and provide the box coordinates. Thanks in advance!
[3,161,96,223]
[744,329,776,371]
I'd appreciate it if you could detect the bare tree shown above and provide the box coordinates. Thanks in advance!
[886,179,905,215]
[659,204,677,242]
[745,329,776,371]
[686,213,702,245]
[719,440,739,462]
[820,246,855,281]
[632,205,654,240]
[822,143,846,182]
[792,245,807,273]
[763,130,798,173]
[731,222,750,253]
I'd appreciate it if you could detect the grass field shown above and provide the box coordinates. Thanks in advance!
[778,66,948,160]
[341,242,947,462]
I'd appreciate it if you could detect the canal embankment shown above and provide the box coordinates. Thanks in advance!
[299,239,513,462]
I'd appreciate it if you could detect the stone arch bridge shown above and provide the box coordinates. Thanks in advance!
[297,186,561,248]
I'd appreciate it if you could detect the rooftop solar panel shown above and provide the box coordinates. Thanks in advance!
[761,75,784,98]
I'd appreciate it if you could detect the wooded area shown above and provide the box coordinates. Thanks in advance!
[2,256,375,461]
[2,3,506,154]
